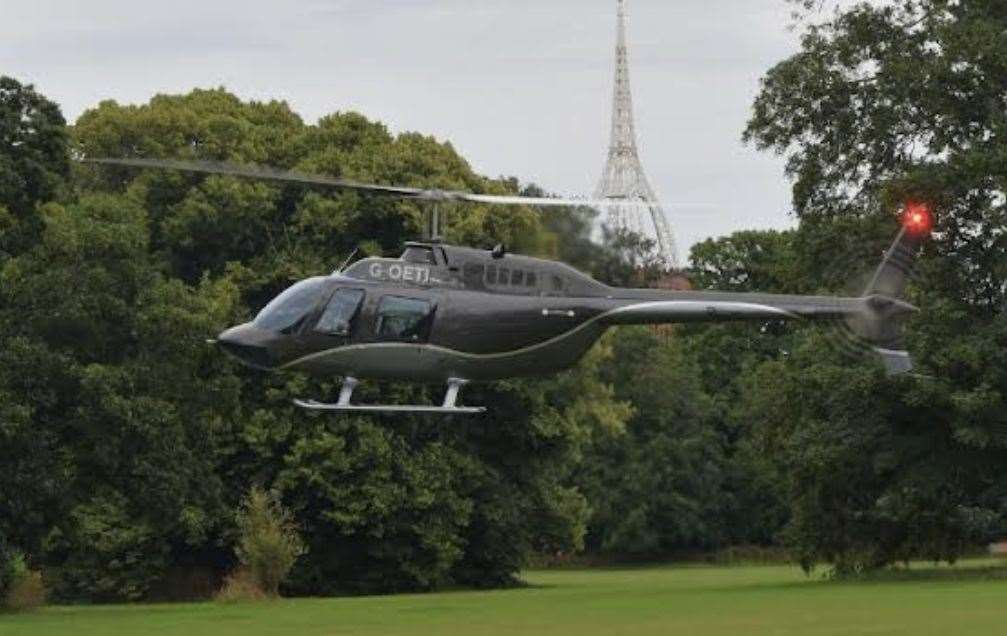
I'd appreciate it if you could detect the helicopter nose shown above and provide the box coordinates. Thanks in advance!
[217,323,277,370]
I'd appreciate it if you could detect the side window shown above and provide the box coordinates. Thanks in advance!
[526,272,538,288]
[402,246,436,265]
[315,289,365,336]
[498,268,511,285]
[486,265,498,285]
[511,270,524,286]
[551,275,565,293]
[376,296,434,341]
[463,262,485,287]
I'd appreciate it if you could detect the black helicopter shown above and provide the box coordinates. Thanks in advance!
[88,158,931,414]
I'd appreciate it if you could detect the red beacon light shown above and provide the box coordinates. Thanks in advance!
[901,202,934,236]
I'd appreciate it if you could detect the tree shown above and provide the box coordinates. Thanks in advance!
[743,0,1007,572]
[743,330,1002,574]
[0,192,242,600]
[12,86,627,599]
[573,328,726,555]
[0,76,69,256]
[746,0,1006,309]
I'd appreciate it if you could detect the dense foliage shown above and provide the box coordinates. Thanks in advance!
[0,0,1004,600]
[0,82,628,601]
[742,0,1007,572]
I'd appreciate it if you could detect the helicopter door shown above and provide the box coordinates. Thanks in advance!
[314,288,365,337]
[374,296,435,343]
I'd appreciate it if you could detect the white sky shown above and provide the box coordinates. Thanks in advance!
[1,0,809,254]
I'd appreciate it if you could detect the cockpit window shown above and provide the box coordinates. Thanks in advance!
[253,278,328,333]
[315,288,365,336]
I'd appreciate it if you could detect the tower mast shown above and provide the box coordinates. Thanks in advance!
[595,0,679,267]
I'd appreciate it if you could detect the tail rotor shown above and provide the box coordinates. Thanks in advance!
[825,204,932,374]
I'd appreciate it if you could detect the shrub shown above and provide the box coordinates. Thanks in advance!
[234,487,305,597]
[1,547,46,612]
[215,568,267,603]
[5,570,47,611]
[1,546,27,596]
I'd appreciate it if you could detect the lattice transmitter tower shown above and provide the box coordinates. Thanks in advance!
[595,0,679,267]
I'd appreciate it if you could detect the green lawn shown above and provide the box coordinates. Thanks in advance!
[3,561,1006,636]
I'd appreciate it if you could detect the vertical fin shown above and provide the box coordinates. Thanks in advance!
[858,223,928,375]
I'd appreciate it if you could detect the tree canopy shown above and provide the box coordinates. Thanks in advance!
[1,0,1005,598]
[743,0,1007,571]
[0,85,635,600]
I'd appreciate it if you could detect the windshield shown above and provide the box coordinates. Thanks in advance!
[253,277,328,332]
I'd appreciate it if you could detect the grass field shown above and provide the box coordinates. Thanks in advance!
[3,561,1006,636]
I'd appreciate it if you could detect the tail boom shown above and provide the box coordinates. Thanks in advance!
[601,220,926,374]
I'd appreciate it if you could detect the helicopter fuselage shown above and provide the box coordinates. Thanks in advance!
[217,241,875,383]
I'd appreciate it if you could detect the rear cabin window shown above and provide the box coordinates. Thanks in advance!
[486,265,498,285]
[463,262,485,287]
[315,288,364,336]
[376,296,434,341]
[551,275,565,293]
[526,272,538,288]
[511,270,524,286]
[498,268,510,285]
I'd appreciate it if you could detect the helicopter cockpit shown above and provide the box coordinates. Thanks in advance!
[218,276,368,370]
[253,277,330,334]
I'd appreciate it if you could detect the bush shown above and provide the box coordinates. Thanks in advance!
[234,487,305,597]
[1,547,46,612]
[215,568,267,603]
[5,570,47,611]
[1,546,27,596]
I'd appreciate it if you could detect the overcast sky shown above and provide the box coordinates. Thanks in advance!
[2,0,810,255]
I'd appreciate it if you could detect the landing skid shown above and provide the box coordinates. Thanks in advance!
[294,377,486,415]
[294,400,485,414]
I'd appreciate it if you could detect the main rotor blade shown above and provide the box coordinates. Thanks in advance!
[84,157,433,199]
[459,193,663,208]
[83,157,666,209]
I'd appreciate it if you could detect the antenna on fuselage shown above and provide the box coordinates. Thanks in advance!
[334,247,360,275]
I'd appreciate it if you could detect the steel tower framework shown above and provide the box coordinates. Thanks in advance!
[595,0,679,267]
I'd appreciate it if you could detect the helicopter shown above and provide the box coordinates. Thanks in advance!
[87,158,931,414]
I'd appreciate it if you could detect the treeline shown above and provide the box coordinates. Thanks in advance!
[1,0,1006,603]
